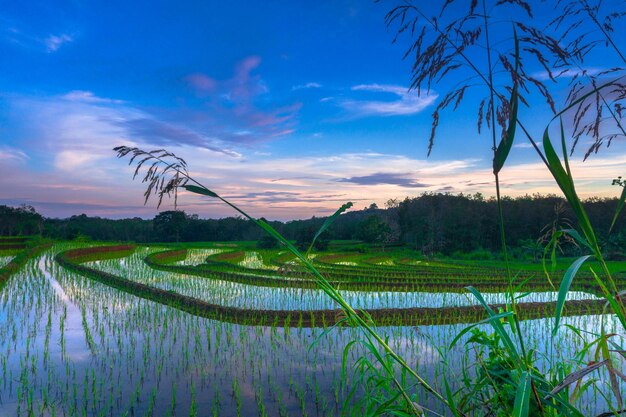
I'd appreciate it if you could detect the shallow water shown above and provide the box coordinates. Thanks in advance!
[0,244,624,417]
[173,248,224,265]
[0,255,14,269]
[88,248,600,311]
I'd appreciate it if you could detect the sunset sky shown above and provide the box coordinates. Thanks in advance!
[1,1,625,220]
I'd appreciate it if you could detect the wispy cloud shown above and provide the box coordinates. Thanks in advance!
[120,118,241,157]
[340,84,437,117]
[45,33,74,52]
[514,141,542,149]
[1,21,76,53]
[0,146,28,163]
[63,90,124,104]
[533,67,607,81]
[292,82,322,91]
[6,91,241,174]
[185,56,300,142]
[186,74,217,94]
[337,172,429,188]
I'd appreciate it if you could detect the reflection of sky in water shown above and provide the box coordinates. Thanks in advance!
[0,255,14,269]
[238,251,278,270]
[0,244,624,417]
[175,248,224,265]
[88,249,601,311]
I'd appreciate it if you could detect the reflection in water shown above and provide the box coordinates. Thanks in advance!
[0,244,623,416]
[0,255,15,269]
[175,248,224,266]
[88,248,601,311]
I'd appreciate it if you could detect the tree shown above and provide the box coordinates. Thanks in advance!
[256,218,279,249]
[257,234,279,249]
[355,215,391,244]
[295,226,329,252]
[153,210,187,242]
[0,205,43,236]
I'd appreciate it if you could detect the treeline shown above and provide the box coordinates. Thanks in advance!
[1,193,624,257]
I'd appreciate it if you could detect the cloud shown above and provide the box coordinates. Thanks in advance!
[514,141,542,149]
[175,150,625,219]
[0,198,159,218]
[184,56,300,142]
[55,150,101,171]
[45,33,74,52]
[1,24,76,53]
[352,84,407,95]
[6,92,241,174]
[59,90,247,155]
[186,55,267,102]
[231,56,266,99]
[120,118,241,157]
[292,82,322,91]
[340,84,437,117]
[0,146,28,163]
[186,74,217,94]
[337,172,429,188]
[63,90,124,104]
[1,128,624,221]
[533,67,606,81]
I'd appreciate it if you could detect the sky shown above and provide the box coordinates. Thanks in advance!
[0,0,625,220]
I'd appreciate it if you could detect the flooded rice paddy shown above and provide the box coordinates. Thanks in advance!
[0,243,624,416]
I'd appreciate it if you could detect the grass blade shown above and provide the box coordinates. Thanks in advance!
[307,201,353,256]
[466,286,519,359]
[609,181,626,235]
[443,377,461,417]
[449,310,514,349]
[560,228,594,253]
[184,184,218,198]
[547,360,608,399]
[553,255,591,335]
[493,30,519,175]
[513,371,531,417]
[542,121,598,250]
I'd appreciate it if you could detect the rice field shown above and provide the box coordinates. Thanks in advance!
[0,255,15,269]
[0,241,625,416]
[88,248,601,311]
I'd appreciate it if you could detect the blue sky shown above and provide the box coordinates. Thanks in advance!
[1,0,625,220]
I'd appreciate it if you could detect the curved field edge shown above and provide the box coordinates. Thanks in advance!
[147,248,605,296]
[56,244,612,327]
[0,241,53,282]
[0,236,31,250]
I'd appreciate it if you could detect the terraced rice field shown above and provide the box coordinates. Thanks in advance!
[1,240,625,416]
[0,254,15,269]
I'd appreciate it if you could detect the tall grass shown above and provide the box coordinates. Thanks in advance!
[381,0,626,414]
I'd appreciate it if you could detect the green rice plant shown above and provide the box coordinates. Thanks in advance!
[0,241,51,284]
